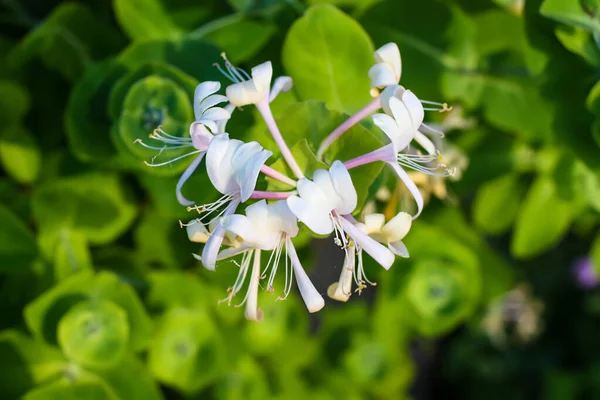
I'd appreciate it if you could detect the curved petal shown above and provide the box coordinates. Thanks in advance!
[329,160,357,215]
[363,213,386,235]
[286,196,333,235]
[388,96,415,149]
[340,216,394,270]
[269,76,293,102]
[374,43,401,81]
[295,178,328,207]
[380,84,404,115]
[414,131,436,155]
[312,168,340,210]
[381,211,412,242]
[402,90,424,130]
[327,247,355,302]
[194,81,220,120]
[197,94,228,116]
[189,123,213,150]
[201,107,231,122]
[368,63,398,89]
[251,61,273,93]
[206,133,241,195]
[245,250,264,322]
[226,80,263,107]
[186,220,210,243]
[216,244,252,260]
[287,239,325,313]
[244,199,269,222]
[388,240,409,258]
[201,223,226,271]
[231,142,263,168]
[387,162,423,219]
[235,149,272,202]
[269,200,299,238]
[197,119,218,135]
[176,152,205,206]
[372,113,400,145]
[216,103,236,133]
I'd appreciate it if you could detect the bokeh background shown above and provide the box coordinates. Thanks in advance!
[1,0,599,399]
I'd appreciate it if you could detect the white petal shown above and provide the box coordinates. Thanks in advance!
[197,119,218,134]
[286,196,333,235]
[189,123,213,150]
[244,199,269,222]
[251,61,273,93]
[245,250,264,322]
[296,177,328,207]
[201,224,226,271]
[312,168,340,210]
[216,103,236,134]
[388,96,415,150]
[340,217,394,270]
[372,113,401,145]
[269,200,299,238]
[205,133,242,195]
[387,162,423,219]
[329,160,357,215]
[380,84,404,115]
[381,211,412,242]
[327,247,355,302]
[402,90,424,130]
[234,148,272,202]
[388,241,409,258]
[194,81,221,120]
[197,94,228,117]
[186,220,210,243]
[287,239,325,313]
[216,244,252,260]
[374,43,401,81]
[226,81,264,107]
[363,213,386,235]
[176,152,205,206]
[269,76,293,103]
[368,63,398,89]
[414,131,436,155]
[200,107,231,123]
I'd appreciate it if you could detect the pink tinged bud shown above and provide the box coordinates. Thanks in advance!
[286,238,324,313]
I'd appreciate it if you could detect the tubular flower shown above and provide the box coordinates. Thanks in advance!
[192,133,272,271]
[286,161,395,271]
[328,212,412,302]
[216,200,324,316]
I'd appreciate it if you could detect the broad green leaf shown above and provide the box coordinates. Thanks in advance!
[113,0,183,41]
[191,14,277,64]
[591,234,600,275]
[53,229,93,281]
[10,3,125,82]
[145,271,209,312]
[266,139,328,191]
[214,356,272,400]
[148,308,223,392]
[0,80,29,127]
[473,174,527,235]
[0,204,38,273]
[57,300,129,369]
[93,356,164,400]
[540,0,600,31]
[32,173,137,246]
[555,26,600,65]
[511,176,575,259]
[271,100,383,210]
[0,125,41,184]
[0,331,65,398]
[23,379,118,400]
[283,5,374,114]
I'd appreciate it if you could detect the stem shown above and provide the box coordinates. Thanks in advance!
[260,165,296,187]
[250,190,296,200]
[344,144,395,170]
[255,99,305,179]
[317,96,382,159]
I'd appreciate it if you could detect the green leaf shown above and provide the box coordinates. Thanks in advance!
[473,174,527,235]
[540,0,600,31]
[591,234,600,274]
[145,271,209,313]
[555,26,600,65]
[32,173,137,246]
[0,331,65,398]
[0,125,41,184]
[57,300,129,369]
[511,176,575,259]
[282,5,374,114]
[270,100,383,209]
[53,229,94,281]
[0,204,38,273]
[191,14,277,64]
[148,308,223,392]
[92,356,164,400]
[113,0,183,41]
[23,379,118,400]
[266,139,328,191]
[0,80,29,127]
[10,3,125,82]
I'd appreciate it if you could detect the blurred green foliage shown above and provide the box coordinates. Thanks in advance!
[0,0,599,399]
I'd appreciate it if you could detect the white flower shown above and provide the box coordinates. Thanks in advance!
[368,43,402,92]
[216,55,293,107]
[215,200,324,318]
[328,212,412,302]
[287,161,395,271]
[191,81,232,135]
[194,133,272,271]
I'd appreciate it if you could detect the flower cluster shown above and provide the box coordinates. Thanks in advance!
[139,44,456,321]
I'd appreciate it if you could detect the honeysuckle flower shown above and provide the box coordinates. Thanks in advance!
[328,212,412,302]
[214,200,324,318]
[192,133,272,271]
[368,42,402,93]
[286,161,395,271]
